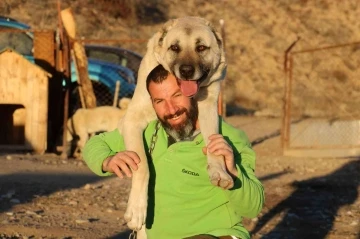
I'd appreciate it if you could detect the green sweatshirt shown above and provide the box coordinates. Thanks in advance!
[83,118,264,239]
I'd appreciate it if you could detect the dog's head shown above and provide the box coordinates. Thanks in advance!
[153,16,226,98]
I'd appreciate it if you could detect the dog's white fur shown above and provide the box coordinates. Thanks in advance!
[118,17,230,237]
[67,98,131,153]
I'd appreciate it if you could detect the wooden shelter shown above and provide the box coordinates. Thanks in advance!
[0,49,51,153]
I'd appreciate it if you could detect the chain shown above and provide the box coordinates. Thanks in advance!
[129,230,136,239]
[149,120,160,155]
[128,121,160,239]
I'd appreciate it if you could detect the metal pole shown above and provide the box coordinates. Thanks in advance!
[281,37,300,152]
[219,19,226,117]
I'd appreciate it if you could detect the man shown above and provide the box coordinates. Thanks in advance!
[82,64,264,239]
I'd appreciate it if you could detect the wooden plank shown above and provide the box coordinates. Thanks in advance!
[72,41,96,108]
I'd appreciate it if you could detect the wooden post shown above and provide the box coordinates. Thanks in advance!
[59,0,70,160]
[61,7,96,109]
[72,41,97,108]
[71,49,86,108]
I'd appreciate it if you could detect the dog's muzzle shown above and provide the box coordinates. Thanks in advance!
[179,64,195,79]
[176,64,209,98]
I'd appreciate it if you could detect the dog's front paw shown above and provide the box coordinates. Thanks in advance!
[124,194,147,231]
[207,162,234,190]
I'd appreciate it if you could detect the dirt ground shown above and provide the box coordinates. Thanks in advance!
[0,116,359,239]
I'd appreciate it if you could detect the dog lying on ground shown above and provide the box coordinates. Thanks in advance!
[67,97,131,157]
[118,16,230,236]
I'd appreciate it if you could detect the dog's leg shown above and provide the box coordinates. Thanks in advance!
[197,84,234,190]
[136,226,147,239]
[123,128,149,230]
[120,98,155,231]
[73,145,81,158]
[120,31,160,232]
[77,129,89,152]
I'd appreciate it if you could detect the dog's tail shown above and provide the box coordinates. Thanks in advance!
[118,97,131,109]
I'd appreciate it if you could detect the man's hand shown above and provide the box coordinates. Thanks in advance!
[102,151,141,179]
[202,134,238,178]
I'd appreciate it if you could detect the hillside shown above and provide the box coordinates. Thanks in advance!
[1,0,360,116]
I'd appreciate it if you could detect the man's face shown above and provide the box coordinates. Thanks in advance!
[149,74,198,140]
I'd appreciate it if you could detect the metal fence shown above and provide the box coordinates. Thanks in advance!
[282,41,360,157]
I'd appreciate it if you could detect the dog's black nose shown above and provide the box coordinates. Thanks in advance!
[179,65,195,79]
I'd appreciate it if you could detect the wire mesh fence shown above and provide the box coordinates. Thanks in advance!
[282,41,360,157]
[70,39,147,113]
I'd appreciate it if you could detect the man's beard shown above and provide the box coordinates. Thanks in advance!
[159,100,198,142]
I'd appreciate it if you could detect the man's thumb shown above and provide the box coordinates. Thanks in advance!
[202,147,207,155]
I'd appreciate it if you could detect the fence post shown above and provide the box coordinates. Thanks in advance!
[281,37,300,152]
[218,19,226,117]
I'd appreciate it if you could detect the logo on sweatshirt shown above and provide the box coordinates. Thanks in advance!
[182,168,199,176]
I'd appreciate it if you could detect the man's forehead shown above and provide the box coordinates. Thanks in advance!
[149,76,181,99]
[149,75,178,89]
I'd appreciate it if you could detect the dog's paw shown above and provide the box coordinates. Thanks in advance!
[124,196,147,231]
[207,164,234,189]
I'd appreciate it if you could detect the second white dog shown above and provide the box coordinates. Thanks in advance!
[67,97,131,155]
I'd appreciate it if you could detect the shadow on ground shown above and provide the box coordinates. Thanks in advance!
[252,158,360,239]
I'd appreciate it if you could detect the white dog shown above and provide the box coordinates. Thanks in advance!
[67,97,131,156]
[118,16,230,236]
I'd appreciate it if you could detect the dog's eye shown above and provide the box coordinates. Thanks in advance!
[170,45,180,52]
[196,45,208,52]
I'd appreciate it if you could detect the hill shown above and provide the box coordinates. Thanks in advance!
[2,0,360,116]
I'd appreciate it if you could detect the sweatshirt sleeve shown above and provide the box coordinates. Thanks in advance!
[222,121,265,219]
[82,129,125,177]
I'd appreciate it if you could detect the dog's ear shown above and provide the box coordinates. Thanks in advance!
[157,18,177,47]
[197,17,225,60]
[205,19,227,80]
[149,32,163,64]
[152,18,178,65]
[213,27,226,65]
[146,18,178,54]
[207,23,224,56]
[144,27,165,66]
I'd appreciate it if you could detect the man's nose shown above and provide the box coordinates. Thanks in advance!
[165,101,177,114]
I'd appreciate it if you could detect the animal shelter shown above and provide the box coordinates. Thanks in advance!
[0,49,51,153]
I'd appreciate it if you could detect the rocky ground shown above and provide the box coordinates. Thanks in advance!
[0,116,359,239]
